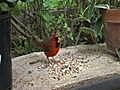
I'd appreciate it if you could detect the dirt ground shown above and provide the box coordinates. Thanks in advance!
[12,44,120,90]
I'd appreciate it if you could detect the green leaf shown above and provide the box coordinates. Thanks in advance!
[0,2,9,12]
[80,27,97,38]
[95,4,110,9]
[6,0,18,3]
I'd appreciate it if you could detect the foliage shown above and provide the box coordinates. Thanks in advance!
[96,0,120,8]
[12,37,39,56]
[43,0,76,9]
[0,0,33,12]
[0,2,9,12]
[11,0,120,56]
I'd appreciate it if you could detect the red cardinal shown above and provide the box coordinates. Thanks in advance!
[32,31,60,63]
[43,32,60,63]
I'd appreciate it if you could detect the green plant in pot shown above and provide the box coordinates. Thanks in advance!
[95,0,120,60]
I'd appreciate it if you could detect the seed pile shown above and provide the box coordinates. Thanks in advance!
[48,55,89,80]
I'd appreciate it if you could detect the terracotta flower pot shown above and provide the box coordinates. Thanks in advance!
[103,9,120,50]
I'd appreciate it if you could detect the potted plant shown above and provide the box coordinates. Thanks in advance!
[95,1,120,59]
[103,9,120,48]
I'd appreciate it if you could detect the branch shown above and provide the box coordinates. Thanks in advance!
[11,19,30,38]
[11,16,44,48]
[11,15,33,36]
[75,30,81,45]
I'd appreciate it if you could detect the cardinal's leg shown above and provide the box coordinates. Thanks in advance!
[52,57,65,65]
[52,57,56,62]
[47,57,55,64]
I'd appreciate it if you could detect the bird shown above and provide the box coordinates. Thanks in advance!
[31,31,60,63]
[11,15,61,64]
[43,32,60,63]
